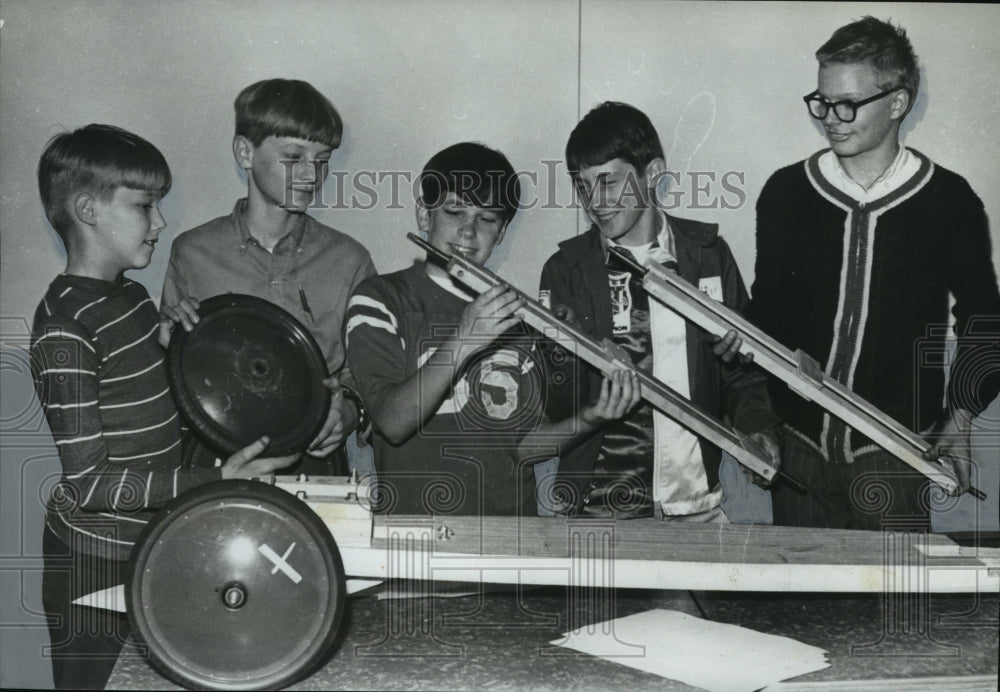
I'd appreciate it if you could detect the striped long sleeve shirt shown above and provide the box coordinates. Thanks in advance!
[31,274,220,560]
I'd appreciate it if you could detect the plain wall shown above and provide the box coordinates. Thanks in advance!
[2,2,998,688]
[579,1,1000,271]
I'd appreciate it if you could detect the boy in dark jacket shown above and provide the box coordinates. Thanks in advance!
[540,102,780,521]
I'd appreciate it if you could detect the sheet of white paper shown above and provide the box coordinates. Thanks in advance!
[72,585,126,613]
[72,577,386,613]
[553,608,829,692]
[346,578,385,595]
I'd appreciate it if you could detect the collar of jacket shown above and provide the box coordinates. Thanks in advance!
[556,212,719,276]
[554,212,720,340]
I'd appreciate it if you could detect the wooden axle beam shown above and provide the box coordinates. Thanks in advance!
[277,474,999,595]
[74,475,999,616]
[358,515,1000,594]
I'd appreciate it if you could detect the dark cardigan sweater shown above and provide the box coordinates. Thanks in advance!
[746,149,1000,463]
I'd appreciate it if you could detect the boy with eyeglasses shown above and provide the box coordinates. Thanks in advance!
[739,17,1000,529]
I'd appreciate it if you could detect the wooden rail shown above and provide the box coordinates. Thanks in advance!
[605,246,982,500]
[407,233,802,491]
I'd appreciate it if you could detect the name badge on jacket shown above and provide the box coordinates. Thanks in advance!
[698,276,723,302]
[609,271,633,334]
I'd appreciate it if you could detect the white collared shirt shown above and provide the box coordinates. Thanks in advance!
[818,145,921,204]
[602,210,677,267]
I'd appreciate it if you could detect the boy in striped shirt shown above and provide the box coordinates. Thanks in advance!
[31,124,297,689]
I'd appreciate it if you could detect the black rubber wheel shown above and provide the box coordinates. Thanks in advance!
[166,294,330,456]
[126,480,346,690]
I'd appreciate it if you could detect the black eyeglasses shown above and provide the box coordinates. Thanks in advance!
[803,87,902,123]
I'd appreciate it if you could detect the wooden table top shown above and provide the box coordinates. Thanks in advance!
[107,585,998,691]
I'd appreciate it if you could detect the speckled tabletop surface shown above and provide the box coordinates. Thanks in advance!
[695,591,999,684]
[107,586,998,691]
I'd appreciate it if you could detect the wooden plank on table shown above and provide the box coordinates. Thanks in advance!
[258,477,995,593]
[345,516,1000,593]
[372,516,992,568]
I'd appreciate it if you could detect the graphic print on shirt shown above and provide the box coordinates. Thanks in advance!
[609,271,633,335]
[435,342,543,435]
[479,357,519,419]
